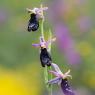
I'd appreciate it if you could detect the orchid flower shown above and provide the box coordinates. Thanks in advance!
[26,4,48,32]
[48,63,75,95]
[32,36,56,67]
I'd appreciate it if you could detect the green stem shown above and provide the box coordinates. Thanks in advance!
[48,66,52,95]
[40,19,52,95]
[48,29,52,95]
[44,66,48,88]
[41,19,44,37]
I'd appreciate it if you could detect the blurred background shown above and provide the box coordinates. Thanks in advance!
[0,0,95,95]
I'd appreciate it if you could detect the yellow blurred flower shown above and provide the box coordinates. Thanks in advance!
[0,71,29,95]
[77,42,93,57]
[82,71,95,89]
[0,63,43,95]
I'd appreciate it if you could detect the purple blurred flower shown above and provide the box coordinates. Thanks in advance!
[48,0,80,65]
[54,23,80,65]
[0,8,8,26]
[76,16,92,32]
[48,63,75,95]
[75,0,86,6]
[48,0,65,23]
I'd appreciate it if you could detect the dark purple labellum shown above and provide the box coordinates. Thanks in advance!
[27,13,39,32]
[40,48,52,67]
[61,79,75,95]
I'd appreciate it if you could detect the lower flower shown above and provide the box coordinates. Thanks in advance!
[47,63,75,95]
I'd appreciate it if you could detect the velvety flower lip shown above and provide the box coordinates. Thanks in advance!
[61,79,75,95]
[27,13,39,32]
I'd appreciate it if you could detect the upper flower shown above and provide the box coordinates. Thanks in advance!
[26,4,48,20]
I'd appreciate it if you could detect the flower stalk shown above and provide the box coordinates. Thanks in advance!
[27,4,74,95]
[39,5,52,95]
